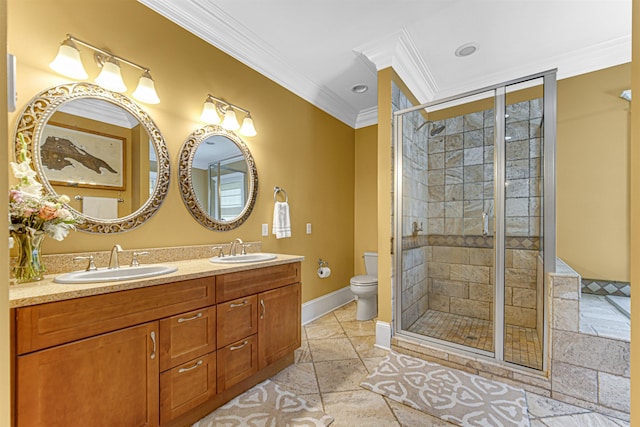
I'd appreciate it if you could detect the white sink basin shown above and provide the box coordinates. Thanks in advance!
[209,253,277,264]
[54,264,178,284]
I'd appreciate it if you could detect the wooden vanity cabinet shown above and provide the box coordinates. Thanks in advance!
[12,261,302,427]
[16,322,159,427]
[258,283,301,369]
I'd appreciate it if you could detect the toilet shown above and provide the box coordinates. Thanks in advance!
[350,252,378,321]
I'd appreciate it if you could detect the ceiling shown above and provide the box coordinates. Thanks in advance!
[139,0,631,129]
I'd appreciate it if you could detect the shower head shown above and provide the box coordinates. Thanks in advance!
[415,121,446,137]
[415,121,429,132]
[430,124,446,136]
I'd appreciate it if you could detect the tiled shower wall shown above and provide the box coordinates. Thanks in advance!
[399,93,545,329]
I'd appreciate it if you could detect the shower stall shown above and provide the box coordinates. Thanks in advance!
[393,71,556,371]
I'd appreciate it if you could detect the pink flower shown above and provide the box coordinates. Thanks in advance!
[9,189,23,203]
[38,205,58,220]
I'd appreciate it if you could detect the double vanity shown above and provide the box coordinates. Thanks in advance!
[9,78,291,426]
[9,253,303,427]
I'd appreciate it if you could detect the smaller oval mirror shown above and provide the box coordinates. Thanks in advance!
[178,125,258,231]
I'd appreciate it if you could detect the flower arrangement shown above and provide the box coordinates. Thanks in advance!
[9,133,79,282]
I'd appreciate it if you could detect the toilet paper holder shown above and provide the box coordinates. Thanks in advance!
[318,258,328,268]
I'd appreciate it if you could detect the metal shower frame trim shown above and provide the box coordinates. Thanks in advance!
[392,69,557,373]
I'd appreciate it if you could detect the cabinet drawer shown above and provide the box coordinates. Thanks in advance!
[216,262,300,303]
[16,277,216,354]
[216,334,258,393]
[160,352,216,424]
[159,306,216,371]
[216,295,257,349]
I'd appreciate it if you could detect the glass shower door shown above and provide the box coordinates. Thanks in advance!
[399,89,498,356]
[394,70,556,371]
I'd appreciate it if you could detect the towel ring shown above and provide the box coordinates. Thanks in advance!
[274,186,288,203]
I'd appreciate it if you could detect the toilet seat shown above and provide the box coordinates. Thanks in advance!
[350,274,377,286]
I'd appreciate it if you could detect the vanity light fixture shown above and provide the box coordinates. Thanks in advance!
[200,95,257,136]
[49,34,161,104]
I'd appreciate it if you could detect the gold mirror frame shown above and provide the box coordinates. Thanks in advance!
[14,82,171,233]
[178,125,258,231]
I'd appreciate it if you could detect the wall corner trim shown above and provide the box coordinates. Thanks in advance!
[375,320,392,350]
[301,286,354,325]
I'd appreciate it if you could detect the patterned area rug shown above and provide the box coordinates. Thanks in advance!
[361,352,530,427]
[193,380,334,427]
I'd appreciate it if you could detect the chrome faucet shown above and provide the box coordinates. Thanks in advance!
[108,244,124,269]
[229,238,244,256]
[411,221,423,237]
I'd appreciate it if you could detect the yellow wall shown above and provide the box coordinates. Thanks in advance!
[354,124,378,275]
[376,68,394,323]
[1,0,10,423]
[7,0,355,303]
[630,0,638,421]
[557,64,631,282]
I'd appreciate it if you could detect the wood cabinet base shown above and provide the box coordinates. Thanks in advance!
[161,352,294,427]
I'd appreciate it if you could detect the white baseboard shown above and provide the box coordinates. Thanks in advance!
[302,286,354,325]
[375,320,392,350]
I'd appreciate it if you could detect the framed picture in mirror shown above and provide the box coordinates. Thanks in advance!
[40,122,126,190]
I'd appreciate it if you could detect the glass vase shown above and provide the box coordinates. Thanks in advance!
[11,231,47,283]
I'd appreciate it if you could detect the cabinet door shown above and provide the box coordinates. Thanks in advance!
[159,306,216,371]
[216,295,258,348]
[258,283,301,369]
[216,334,258,393]
[160,352,216,424]
[16,322,159,427]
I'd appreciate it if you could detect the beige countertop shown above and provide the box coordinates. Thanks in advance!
[9,253,304,309]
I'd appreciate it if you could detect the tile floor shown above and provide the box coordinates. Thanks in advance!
[407,309,543,370]
[262,301,629,427]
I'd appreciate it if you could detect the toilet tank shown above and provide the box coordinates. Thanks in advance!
[363,252,378,276]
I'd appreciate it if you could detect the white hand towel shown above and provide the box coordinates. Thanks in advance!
[272,201,291,239]
[82,196,119,219]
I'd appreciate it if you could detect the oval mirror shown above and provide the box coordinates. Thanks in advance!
[14,83,170,233]
[178,125,258,231]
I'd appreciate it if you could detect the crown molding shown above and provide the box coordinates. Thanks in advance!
[354,28,438,105]
[434,35,631,100]
[139,0,359,127]
[355,106,378,129]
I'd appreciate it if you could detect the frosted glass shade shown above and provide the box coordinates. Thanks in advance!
[132,72,160,104]
[200,100,221,124]
[95,60,127,92]
[49,40,88,79]
[221,109,240,131]
[239,116,257,136]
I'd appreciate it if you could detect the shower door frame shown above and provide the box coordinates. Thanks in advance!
[393,70,557,372]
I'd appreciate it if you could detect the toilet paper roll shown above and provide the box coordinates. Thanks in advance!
[317,267,331,278]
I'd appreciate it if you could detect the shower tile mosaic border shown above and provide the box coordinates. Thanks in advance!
[581,278,631,297]
[402,234,540,250]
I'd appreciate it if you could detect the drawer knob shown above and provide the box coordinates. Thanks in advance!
[178,312,203,323]
[178,360,203,373]
[229,340,249,351]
